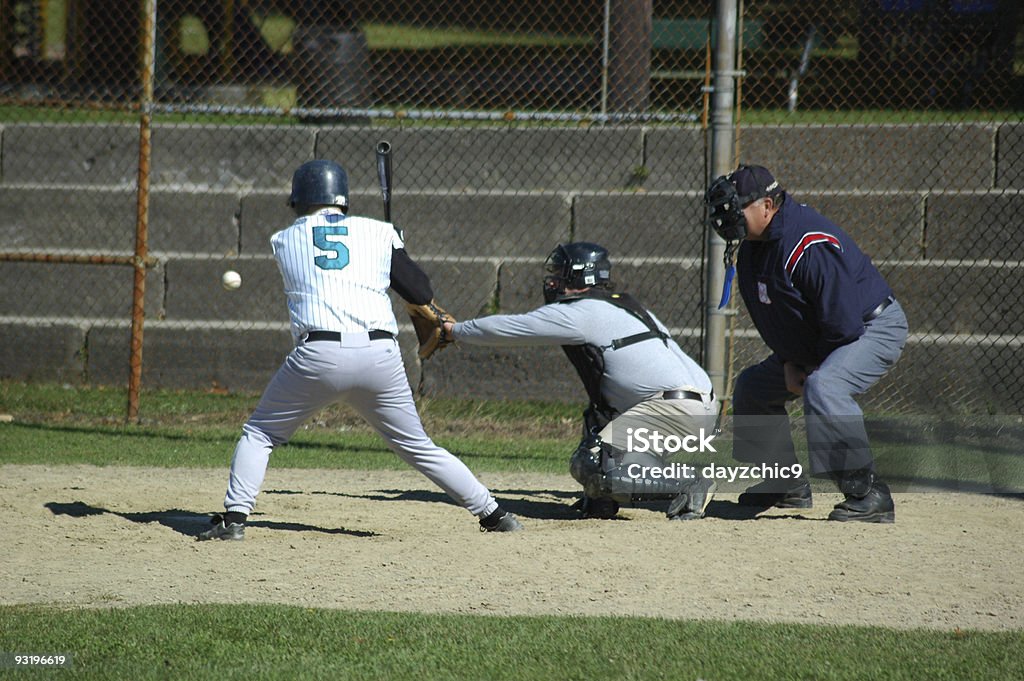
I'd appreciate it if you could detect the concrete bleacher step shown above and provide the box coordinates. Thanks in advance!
[1,122,1022,410]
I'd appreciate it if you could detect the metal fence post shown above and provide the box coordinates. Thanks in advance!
[127,0,158,423]
[704,0,739,401]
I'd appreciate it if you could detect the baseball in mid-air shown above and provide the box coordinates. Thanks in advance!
[222,270,242,291]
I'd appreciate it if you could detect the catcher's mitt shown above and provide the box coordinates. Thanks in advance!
[405,299,456,360]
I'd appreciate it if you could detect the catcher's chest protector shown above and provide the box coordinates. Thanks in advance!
[558,290,669,418]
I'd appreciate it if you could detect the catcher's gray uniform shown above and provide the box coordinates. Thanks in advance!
[453,295,719,518]
[455,299,714,416]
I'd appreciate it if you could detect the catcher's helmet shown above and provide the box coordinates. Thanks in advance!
[288,160,349,215]
[543,242,612,303]
[705,164,782,241]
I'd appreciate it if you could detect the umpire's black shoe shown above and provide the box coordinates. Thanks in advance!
[737,478,813,509]
[829,480,895,524]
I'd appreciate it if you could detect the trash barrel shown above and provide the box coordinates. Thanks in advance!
[293,26,370,123]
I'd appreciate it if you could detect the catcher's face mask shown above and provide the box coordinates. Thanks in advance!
[542,243,612,304]
[543,247,570,304]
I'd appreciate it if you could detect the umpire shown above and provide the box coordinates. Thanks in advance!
[445,242,718,520]
[705,165,908,523]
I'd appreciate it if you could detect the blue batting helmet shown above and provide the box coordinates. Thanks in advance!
[288,160,349,215]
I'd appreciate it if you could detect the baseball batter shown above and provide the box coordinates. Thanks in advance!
[445,242,719,520]
[198,159,522,540]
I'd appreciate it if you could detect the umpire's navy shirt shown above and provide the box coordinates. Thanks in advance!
[737,192,893,367]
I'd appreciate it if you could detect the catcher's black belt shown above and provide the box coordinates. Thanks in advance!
[662,389,714,402]
[864,296,896,322]
[305,330,394,342]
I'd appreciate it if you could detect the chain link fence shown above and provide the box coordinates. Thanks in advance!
[727,0,1024,419]
[1,0,1022,421]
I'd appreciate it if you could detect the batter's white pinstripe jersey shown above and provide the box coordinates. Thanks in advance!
[270,207,403,342]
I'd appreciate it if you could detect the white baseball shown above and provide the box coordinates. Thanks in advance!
[221,270,242,291]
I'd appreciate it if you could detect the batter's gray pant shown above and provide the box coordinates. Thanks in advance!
[732,301,908,478]
[223,337,499,518]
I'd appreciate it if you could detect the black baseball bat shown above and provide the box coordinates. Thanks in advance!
[375,140,392,223]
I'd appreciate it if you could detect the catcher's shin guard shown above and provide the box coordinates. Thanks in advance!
[570,433,640,500]
[571,435,688,501]
[600,460,715,520]
[598,450,696,499]
[569,434,604,488]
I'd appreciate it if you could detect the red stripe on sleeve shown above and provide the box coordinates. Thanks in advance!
[785,232,842,275]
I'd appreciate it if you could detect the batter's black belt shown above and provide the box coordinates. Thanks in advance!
[662,389,714,402]
[864,296,896,322]
[304,330,394,342]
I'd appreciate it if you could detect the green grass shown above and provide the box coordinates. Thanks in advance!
[188,15,589,54]
[0,421,568,473]
[2,380,1021,492]
[32,4,589,59]
[360,22,589,50]
[0,105,305,125]
[738,109,1024,124]
[0,380,577,428]
[6,9,1022,126]
[0,380,575,473]
[1,101,1019,127]
[1,604,1021,681]
[3,381,1022,678]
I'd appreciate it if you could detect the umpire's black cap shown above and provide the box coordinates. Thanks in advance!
[730,165,783,206]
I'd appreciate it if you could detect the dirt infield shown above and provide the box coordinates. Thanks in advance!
[2,464,1021,632]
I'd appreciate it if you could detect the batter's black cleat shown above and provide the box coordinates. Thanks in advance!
[479,509,524,532]
[574,495,620,519]
[829,479,895,524]
[737,478,813,509]
[667,478,717,520]
[197,515,245,541]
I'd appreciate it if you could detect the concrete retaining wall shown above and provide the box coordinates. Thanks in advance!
[1,122,1021,413]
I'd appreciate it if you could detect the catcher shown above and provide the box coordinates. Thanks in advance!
[198,159,521,540]
[443,242,719,520]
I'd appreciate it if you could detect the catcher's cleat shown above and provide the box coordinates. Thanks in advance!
[828,480,895,523]
[479,510,524,533]
[737,478,813,509]
[197,515,245,541]
[573,495,620,519]
[667,478,717,520]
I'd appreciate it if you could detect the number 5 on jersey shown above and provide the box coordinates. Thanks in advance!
[313,225,349,270]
